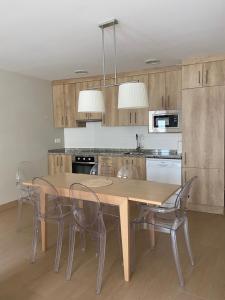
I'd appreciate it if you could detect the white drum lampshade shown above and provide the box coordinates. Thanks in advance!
[118,82,149,109]
[78,90,105,113]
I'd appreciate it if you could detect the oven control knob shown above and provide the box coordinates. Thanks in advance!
[88,158,91,161]
[83,157,85,160]
[77,157,80,160]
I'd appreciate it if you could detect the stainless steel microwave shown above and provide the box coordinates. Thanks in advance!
[149,110,181,133]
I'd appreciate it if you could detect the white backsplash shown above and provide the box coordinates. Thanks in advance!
[64,122,182,150]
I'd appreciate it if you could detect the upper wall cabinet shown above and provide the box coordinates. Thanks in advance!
[118,74,149,126]
[102,78,119,127]
[52,84,76,128]
[182,60,225,89]
[75,80,102,122]
[149,70,181,111]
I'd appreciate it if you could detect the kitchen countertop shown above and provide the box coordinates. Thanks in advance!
[48,148,182,159]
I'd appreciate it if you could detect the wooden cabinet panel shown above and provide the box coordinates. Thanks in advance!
[182,64,203,89]
[98,156,115,177]
[203,60,225,86]
[64,84,76,128]
[118,74,148,126]
[149,72,165,110]
[52,85,65,128]
[165,70,182,110]
[76,80,102,121]
[102,78,119,127]
[182,86,224,169]
[182,167,224,213]
[48,154,72,175]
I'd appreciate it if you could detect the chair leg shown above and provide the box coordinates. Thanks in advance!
[54,221,64,272]
[31,216,39,263]
[183,216,194,266]
[80,230,86,252]
[147,212,156,249]
[96,232,106,295]
[17,199,23,231]
[170,230,184,287]
[66,225,76,280]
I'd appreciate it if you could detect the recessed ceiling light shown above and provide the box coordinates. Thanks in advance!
[145,59,160,65]
[74,69,88,74]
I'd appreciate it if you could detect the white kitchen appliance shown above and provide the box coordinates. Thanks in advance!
[146,158,181,206]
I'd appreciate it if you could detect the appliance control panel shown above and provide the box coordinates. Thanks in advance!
[74,156,96,163]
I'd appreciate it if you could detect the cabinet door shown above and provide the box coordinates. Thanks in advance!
[203,60,225,87]
[60,155,72,173]
[86,80,102,120]
[165,70,181,110]
[128,74,149,125]
[52,85,65,128]
[182,87,224,169]
[182,167,224,213]
[64,84,76,128]
[182,64,203,89]
[101,78,119,127]
[134,157,146,180]
[148,72,165,110]
[98,156,115,176]
[48,155,61,175]
[75,82,89,121]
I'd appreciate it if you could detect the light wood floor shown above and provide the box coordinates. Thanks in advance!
[0,204,224,300]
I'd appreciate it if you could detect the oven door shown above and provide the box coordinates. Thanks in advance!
[149,110,181,133]
[72,162,96,174]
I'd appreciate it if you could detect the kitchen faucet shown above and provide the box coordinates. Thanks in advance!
[136,134,141,152]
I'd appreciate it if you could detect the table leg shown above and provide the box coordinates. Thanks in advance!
[119,199,130,282]
[40,190,47,252]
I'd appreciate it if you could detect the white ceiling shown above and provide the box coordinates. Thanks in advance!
[0,0,225,80]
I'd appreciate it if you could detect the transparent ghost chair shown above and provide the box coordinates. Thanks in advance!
[31,177,73,272]
[131,176,197,286]
[16,161,39,231]
[90,163,98,175]
[66,183,106,295]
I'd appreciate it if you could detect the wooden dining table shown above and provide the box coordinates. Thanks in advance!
[24,173,179,282]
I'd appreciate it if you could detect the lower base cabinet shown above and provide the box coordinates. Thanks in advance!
[182,167,224,214]
[48,154,72,175]
[98,156,146,180]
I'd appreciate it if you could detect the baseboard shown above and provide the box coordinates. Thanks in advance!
[188,203,224,215]
[0,200,17,213]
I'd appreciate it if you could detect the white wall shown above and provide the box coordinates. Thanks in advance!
[64,122,182,150]
[0,69,64,205]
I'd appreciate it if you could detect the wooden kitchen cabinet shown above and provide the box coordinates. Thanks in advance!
[182,167,224,214]
[182,86,225,169]
[98,156,115,177]
[48,154,72,175]
[182,64,203,89]
[98,155,146,179]
[118,74,149,126]
[149,70,181,110]
[75,80,102,122]
[52,84,76,128]
[182,60,225,89]
[203,60,225,86]
[101,78,119,127]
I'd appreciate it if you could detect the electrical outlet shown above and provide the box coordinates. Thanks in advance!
[54,138,61,144]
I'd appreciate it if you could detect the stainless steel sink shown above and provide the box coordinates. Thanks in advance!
[123,151,145,156]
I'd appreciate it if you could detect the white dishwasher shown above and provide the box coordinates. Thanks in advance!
[146,158,181,205]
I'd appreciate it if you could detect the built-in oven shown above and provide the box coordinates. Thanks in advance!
[72,155,98,175]
[149,110,181,133]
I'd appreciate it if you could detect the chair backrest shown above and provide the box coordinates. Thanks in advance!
[69,182,105,233]
[16,161,37,185]
[32,177,63,219]
[175,176,197,211]
[117,162,139,179]
[90,164,98,175]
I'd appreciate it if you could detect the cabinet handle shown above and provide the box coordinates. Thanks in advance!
[56,156,59,166]
[61,116,64,125]
[135,112,137,124]
[205,70,208,84]
[65,115,68,126]
[129,112,132,124]
[167,95,170,108]
[161,96,164,108]
[60,156,63,168]
[198,71,201,84]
